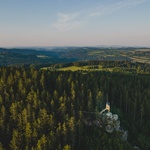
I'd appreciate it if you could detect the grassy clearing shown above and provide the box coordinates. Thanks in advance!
[57,65,113,72]
[58,66,82,71]
[129,56,150,64]
[88,51,102,55]
[37,55,49,58]
[121,54,150,64]
[42,67,53,70]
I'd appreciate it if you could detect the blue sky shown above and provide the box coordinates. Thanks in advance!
[0,0,150,47]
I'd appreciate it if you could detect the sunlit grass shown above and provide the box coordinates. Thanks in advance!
[58,66,82,71]
[58,65,113,72]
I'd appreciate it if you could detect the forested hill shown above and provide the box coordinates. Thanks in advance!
[0,66,149,150]
[0,48,76,66]
[0,47,150,66]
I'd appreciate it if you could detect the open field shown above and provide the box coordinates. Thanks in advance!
[128,56,150,64]
[58,65,113,72]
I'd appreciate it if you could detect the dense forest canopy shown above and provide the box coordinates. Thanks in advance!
[0,61,149,150]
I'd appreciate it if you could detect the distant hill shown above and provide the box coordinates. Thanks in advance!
[0,47,75,66]
[0,47,150,66]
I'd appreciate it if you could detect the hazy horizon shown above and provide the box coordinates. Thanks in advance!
[1,45,150,49]
[0,0,150,47]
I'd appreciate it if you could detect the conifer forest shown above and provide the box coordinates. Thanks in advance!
[0,61,150,150]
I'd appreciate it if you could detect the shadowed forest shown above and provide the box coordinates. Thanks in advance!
[0,61,149,150]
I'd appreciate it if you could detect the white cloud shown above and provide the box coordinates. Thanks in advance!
[52,0,147,33]
[52,12,83,32]
[89,0,147,17]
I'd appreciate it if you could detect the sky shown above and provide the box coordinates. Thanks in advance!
[0,0,150,47]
